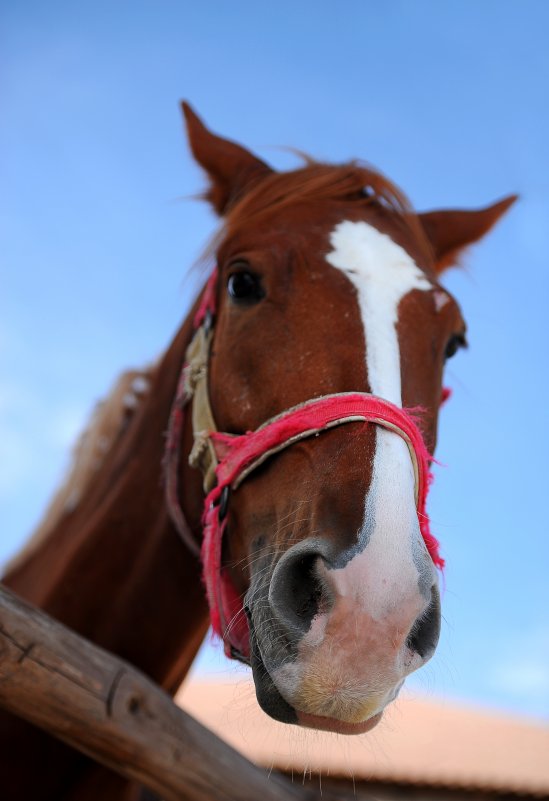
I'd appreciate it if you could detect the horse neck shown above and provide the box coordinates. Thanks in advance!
[3,311,209,691]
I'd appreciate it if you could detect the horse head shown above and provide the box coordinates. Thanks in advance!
[176,104,515,734]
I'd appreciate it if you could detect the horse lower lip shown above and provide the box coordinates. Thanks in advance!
[296,710,383,735]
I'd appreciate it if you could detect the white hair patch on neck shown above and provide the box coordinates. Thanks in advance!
[433,289,450,312]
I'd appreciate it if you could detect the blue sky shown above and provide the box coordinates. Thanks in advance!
[2,2,548,720]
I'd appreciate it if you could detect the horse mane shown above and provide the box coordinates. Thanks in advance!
[5,365,154,574]
[224,161,432,261]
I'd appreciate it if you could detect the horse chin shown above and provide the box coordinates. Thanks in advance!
[251,649,385,734]
[249,622,393,734]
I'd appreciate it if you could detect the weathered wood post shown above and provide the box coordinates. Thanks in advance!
[0,585,317,801]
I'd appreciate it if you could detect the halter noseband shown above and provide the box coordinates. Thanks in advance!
[165,269,444,662]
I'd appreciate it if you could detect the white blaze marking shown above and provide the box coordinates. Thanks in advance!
[328,427,426,620]
[326,220,431,405]
[324,220,434,620]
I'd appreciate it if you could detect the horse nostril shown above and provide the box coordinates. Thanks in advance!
[293,554,323,620]
[269,541,332,635]
[406,584,441,659]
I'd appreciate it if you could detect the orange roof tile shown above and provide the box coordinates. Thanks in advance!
[177,678,549,797]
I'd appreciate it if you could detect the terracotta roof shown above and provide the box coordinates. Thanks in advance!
[177,678,549,797]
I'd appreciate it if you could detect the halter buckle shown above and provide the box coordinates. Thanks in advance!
[203,309,213,335]
[218,485,230,521]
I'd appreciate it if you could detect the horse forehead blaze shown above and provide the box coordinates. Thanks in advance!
[325,218,434,406]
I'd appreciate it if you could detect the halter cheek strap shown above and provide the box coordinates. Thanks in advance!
[165,269,444,661]
[164,272,219,557]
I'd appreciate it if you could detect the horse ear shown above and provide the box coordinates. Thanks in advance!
[181,102,273,215]
[418,195,518,274]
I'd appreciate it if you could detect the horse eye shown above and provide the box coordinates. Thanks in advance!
[227,271,264,304]
[445,333,467,360]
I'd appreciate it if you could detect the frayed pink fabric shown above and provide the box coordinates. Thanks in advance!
[200,392,444,657]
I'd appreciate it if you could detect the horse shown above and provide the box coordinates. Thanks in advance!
[0,103,515,800]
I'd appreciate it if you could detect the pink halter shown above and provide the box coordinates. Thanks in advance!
[165,269,444,661]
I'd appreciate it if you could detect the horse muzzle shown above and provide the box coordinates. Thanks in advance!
[247,535,440,731]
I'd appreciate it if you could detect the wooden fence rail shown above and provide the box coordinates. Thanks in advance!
[0,585,321,801]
